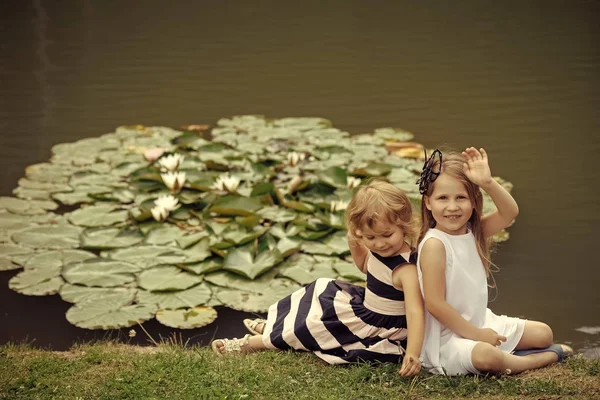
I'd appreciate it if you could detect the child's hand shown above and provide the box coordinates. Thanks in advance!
[477,328,507,347]
[462,147,493,187]
[398,353,421,377]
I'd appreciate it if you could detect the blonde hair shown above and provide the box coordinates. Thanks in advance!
[345,179,419,251]
[418,150,497,281]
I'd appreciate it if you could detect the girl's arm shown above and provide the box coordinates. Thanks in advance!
[463,147,519,238]
[392,264,424,377]
[347,232,368,273]
[480,179,519,238]
[420,238,506,346]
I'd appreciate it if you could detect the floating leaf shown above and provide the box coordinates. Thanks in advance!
[68,204,129,227]
[81,227,144,250]
[302,231,349,256]
[12,225,81,249]
[216,279,300,313]
[331,259,366,282]
[60,284,136,305]
[155,306,217,329]
[66,299,156,330]
[63,259,141,287]
[208,195,263,216]
[9,266,63,296]
[257,206,297,223]
[223,247,282,279]
[137,266,203,291]
[23,249,96,269]
[106,245,186,268]
[137,283,212,309]
[179,257,223,275]
[317,167,348,188]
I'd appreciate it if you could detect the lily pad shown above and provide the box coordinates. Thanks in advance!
[105,245,186,268]
[179,257,223,275]
[223,247,282,279]
[208,195,263,216]
[66,299,156,330]
[137,283,212,309]
[68,204,129,227]
[22,249,96,270]
[81,227,144,250]
[62,259,141,287]
[9,265,63,296]
[155,306,217,329]
[12,225,82,249]
[302,231,349,256]
[137,266,203,291]
[60,283,137,305]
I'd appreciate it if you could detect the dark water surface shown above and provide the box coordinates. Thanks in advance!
[1,1,599,353]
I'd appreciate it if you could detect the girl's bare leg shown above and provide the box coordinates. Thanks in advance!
[472,342,559,374]
[514,321,553,350]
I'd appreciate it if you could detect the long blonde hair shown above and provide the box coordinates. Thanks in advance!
[418,151,497,280]
[345,179,419,251]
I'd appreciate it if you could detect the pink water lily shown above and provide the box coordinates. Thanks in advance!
[144,147,166,162]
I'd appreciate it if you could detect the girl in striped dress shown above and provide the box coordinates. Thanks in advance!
[212,180,425,377]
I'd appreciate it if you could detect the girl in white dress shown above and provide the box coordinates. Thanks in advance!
[416,147,571,376]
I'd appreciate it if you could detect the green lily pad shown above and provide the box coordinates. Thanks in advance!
[137,283,212,309]
[60,283,137,305]
[216,279,299,313]
[137,266,203,291]
[155,306,217,329]
[223,247,282,279]
[317,167,348,188]
[68,204,129,227]
[81,227,144,250]
[181,238,212,263]
[22,249,96,269]
[208,196,263,216]
[62,259,141,287]
[66,299,156,330]
[12,225,82,249]
[105,245,186,268]
[302,231,349,256]
[331,259,366,282]
[257,206,297,223]
[9,265,64,295]
[179,257,223,275]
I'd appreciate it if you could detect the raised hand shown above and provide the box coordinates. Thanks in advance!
[462,147,493,187]
[477,328,507,347]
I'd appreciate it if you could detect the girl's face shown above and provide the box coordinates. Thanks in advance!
[357,219,407,257]
[425,173,473,235]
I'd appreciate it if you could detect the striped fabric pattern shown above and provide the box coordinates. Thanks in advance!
[261,251,415,364]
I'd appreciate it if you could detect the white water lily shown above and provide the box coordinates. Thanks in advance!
[151,205,169,222]
[287,151,306,166]
[330,200,349,213]
[161,171,186,193]
[157,153,184,172]
[154,194,180,212]
[346,176,361,189]
[212,174,240,193]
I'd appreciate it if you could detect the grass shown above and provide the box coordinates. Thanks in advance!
[1,342,599,400]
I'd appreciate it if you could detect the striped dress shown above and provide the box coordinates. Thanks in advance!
[261,250,416,364]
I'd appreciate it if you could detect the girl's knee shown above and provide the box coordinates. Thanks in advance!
[532,322,554,347]
[471,343,505,372]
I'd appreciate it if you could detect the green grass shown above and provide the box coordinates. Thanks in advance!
[1,342,599,399]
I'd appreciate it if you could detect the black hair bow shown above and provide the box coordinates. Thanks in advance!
[416,149,442,195]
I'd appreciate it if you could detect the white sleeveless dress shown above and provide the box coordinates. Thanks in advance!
[417,228,526,375]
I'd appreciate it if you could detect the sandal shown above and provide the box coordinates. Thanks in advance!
[211,334,253,356]
[243,318,266,335]
[513,343,574,362]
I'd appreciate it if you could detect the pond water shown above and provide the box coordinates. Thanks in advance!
[1,1,599,354]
